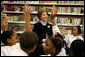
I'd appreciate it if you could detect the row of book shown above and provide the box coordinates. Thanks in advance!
[8,15,24,21]
[8,15,39,22]
[8,24,26,32]
[1,1,39,4]
[41,7,84,14]
[8,15,83,25]
[3,5,39,12]
[3,5,84,14]
[2,1,84,4]
[8,15,40,22]
[55,17,83,25]
[8,24,34,33]
[40,1,84,4]
[58,7,84,14]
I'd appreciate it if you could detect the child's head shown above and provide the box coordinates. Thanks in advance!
[1,15,8,31]
[1,30,18,46]
[44,35,64,56]
[19,31,38,54]
[71,39,84,56]
[38,9,48,22]
[72,26,81,36]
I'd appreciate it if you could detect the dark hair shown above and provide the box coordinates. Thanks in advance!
[73,25,81,34]
[49,36,64,56]
[1,30,15,45]
[37,8,48,20]
[19,31,38,50]
[54,32,64,40]
[71,39,84,56]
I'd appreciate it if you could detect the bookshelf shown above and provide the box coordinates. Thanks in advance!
[8,21,83,27]
[1,2,84,7]
[1,1,84,34]
[3,11,84,16]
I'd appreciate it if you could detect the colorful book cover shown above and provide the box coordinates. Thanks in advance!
[43,1,51,3]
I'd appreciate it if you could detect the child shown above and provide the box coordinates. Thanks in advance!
[1,31,38,56]
[70,39,84,56]
[62,26,84,48]
[1,30,18,56]
[43,34,66,56]
[1,30,18,46]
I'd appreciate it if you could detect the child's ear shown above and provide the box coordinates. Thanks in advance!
[51,46,56,54]
[7,38,11,43]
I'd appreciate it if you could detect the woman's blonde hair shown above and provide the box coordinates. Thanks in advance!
[37,8,48,20]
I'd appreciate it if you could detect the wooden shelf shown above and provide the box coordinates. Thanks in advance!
[4,11,84,16]
[1,3,84,7]
[8,21,36,25]
[8,21,83,27]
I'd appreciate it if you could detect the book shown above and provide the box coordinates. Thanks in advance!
[8,15,24,21]
[57,1,84,4]
[26,1,39,4]
[2,1,84,4]
[33,16,40,22]
[55,17,82,25]
[8,24,26,32]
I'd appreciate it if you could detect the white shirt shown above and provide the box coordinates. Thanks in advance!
[8,47,28,56]
[64,35,84,48]
[40,21,47,26]
[1,31,3,34]
[52,25,61,35]
[1,43,28,56]
[1,46,12,56]
[57,48,67,56]
[12,43,20,49]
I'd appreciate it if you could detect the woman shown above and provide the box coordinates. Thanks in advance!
[23,5,61,56]
[33,5,59,45]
